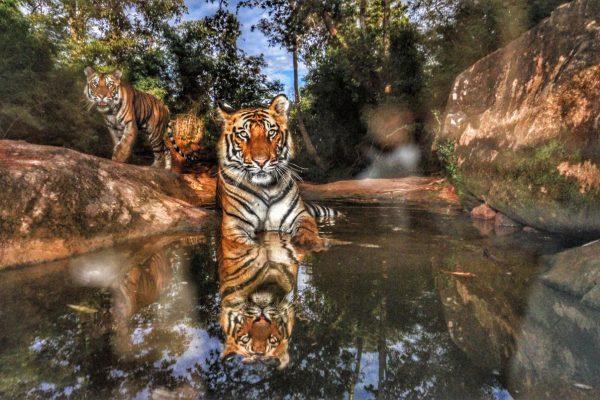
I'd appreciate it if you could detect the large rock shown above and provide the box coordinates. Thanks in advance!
[437,257,600,398]
[542,240,600,310]
[0,140,215,269]
[300,177,459,208]
[437,0,600,236]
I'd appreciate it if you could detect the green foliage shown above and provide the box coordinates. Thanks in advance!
[165,11,282,114]
[1,0,576,174]
[418,0,574,110]
[0,1,109,155]
[298,6,426,180]
[435,139,461,185]
[527,0,573,25]
[133,76,169,102]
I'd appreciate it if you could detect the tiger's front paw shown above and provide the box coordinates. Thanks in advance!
[291,229,328,252]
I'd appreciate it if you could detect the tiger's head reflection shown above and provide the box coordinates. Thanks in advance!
[218,232,303,369]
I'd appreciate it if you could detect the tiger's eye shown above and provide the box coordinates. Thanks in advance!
[240,335,251,344]
[269,336,279,345]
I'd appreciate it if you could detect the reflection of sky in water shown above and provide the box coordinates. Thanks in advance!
[355,351,379,399]
[296,264,311,295]
[156,324,221,380]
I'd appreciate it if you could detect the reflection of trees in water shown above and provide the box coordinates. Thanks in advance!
[438,266,600,399]
[303,243,497,400]
[4,206,597,399]
[0,234,215,399]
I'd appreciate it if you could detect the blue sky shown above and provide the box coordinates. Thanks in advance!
[184,0,307,96]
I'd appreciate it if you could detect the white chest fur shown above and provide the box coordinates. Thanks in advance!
[264,201,294,232]
[103,113,125,131]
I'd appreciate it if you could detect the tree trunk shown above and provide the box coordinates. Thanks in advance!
[349,336,364,400]
[382,0,392,95]
[292,38,326,169]
[377,296,387,398]
[359,0,367,33]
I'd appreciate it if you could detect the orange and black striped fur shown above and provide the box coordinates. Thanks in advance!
[219,232,301,369]
[164,117,209,174]
[217,94,337,249]
[84,67,170,168]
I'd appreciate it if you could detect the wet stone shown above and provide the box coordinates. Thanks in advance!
[471,203,497,220]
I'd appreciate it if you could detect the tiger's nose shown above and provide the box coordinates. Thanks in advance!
[253,157,269,169]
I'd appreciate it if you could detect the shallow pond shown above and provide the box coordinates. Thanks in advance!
[1,204,599,399]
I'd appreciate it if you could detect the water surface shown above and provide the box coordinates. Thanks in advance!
[1,204,598,399]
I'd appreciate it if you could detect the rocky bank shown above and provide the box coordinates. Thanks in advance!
[437,0,600,237]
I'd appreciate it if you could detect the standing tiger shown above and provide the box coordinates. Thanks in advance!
[84,67,171,168]
[219,232,301,369]
[217,94,337,249]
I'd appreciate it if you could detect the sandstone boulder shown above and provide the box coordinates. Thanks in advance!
[437,0,600,236]
[0,140,215,269]
[542,240,600,310]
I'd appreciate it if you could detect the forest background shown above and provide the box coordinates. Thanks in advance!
[0,0,568,181]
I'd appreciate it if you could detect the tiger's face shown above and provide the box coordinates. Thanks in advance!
[84,66,122,113]
[217,95,294,186]
[221,291,293,369]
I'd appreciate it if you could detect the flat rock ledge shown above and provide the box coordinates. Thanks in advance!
[0,140,215,269]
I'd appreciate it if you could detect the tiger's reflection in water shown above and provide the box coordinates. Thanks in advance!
[69,235,204,354]
[218,232,304,369]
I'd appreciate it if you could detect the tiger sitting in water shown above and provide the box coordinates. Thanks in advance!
[84,67,171,168]
[219,232,301,369]
[217,94,337,249]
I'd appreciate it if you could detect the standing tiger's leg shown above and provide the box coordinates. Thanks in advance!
[112,121,138,163]
[106,125,122,148]
[147,118,171,168]
[145,126,168,168]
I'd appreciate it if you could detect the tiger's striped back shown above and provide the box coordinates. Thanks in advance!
[165,117,211,173]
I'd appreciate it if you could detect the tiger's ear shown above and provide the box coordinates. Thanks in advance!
[217,100,236,120]
[84,66,95,78]
[269,94,290,117]
[113,69,123,80]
